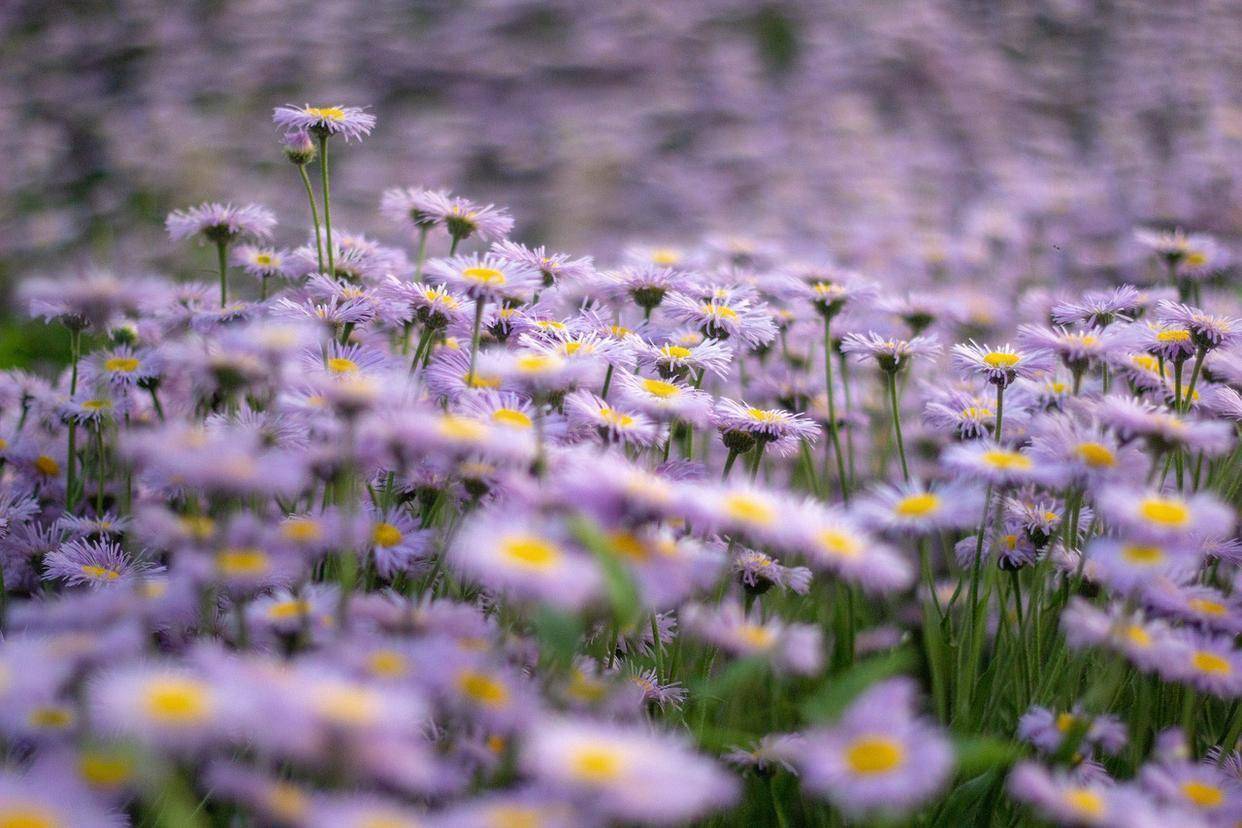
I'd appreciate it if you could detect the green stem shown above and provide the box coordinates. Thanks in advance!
[721,448,740,480]
[886,371,910,482]
[822,317,849,500]
[1183,347,1207,413]
[318,134,335,276]
[297,163,325,273]
[413,225,429,280]
[466,299,486,387]
[747,442,767,482]
[94,424,106,515]
[215,240,229,308]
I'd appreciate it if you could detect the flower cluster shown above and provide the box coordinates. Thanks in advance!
[0,104,1239,826]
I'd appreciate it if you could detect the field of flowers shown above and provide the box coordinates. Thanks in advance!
[3,5,1242,828]
[0,101,1239,826]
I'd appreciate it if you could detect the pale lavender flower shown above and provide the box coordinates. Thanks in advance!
[732,548,812,595]
[1051,285,1142,328]
[841,332,942,373]
[165,202,276,244]
[521,717,737,825]
[1095,487,1234,544]
[712,398,820,457]
[380,186,451,230]
[1157,300,1242,351]
[854,480,983,535]
[425,253,540,302]
[272,104,376,141]
[1017,705,1127,757]
[42,539,162,588]
[795,678,953,817]
[951,341,1052,387]
[681,601,823,675]
[664,292,778,349]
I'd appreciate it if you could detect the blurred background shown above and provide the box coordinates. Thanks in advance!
[3,0,1241,344]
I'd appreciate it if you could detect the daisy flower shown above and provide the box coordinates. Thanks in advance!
[841,332,942,374]
[681,602,823,675]
[1060,598,1184,674]
[492,240,594,288]
[42,539,161,588]
[732,548,812,595]
[1051,285,1142,328]
[448,514,601,610]
[951,341,1051,387]
[795,679,953,817]
[90,664,230,751]
[564,390,659,447]
[425,253,540,303]
[942,440,1061,487]
[521,717,737,825]
[1018,706,1127,757]
[421,196,514,244]
[165,202,276,244]
[1165,632,1242,698]
[379,186,451,230]
[231,244,287,281]
[664,292,778,348]
[1141,758,1242,820]
[854,480,983,535]
[712,398,820,457]
[1006,762,1127,826]
[613,372,713,426]
[272,104,376,141]
[1086,537,1199,596]
[632,334,733,380]
[1095,487,1233,544]
[1157,300,1242,351]
[1017,324,1131,375]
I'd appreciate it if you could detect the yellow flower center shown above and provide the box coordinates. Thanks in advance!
[723,494,776,526]
[281,519,323,543]
[179,515,215,539]
[641,378,679,398]
[467,372,501,389]
[438,415,488,442]
[1076,442,1116,467]
[1125,625,1151,647]
[254,253,274,266]
[313,683,380,726]
[215,548,271,576]
[327,357,358,374]
[1138,497,1190,527]
[703,304,739,320]
[1063,788,1104,817]
[650,248,681,266]
[1189,598,1227,617]
[1181,780,1224,809]
[78,751,134,788]
[844,737,905,775]
[1056,712,1076,732]
[306,106,346,120]
[456,670,510,708]
[1157,329,1191,342]
[981,450,1032,470]
[267,599,309,620]
[372,522,403,547]
[1130,353,1161,373]
[491,408,532,429]
[516,354,558,373]
[895,493,940,517]
[597,407,634,428]
[1121,544,1164,565]
[27,706,73,729]
[81,564,120,581]
[960,406,992,419]
[747,407,782,422]
[488,806,541,828]
[738,624,775,649]
[367,650,408,678]
[462,266,507,286]
[499,535,561,569]
[982,351,1020,368]
[34,456,60,476]
[817,529,862,558]
[0,806,61,828]
[661,345,694,360]
[104,357,140,372]
[609,532,649,561]
[82,399,111,410]
[144,677,212,725]
[1192,651,1232,675]
[568,746,626,783]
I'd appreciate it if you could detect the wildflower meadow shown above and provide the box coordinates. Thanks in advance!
[3,5,1242,828]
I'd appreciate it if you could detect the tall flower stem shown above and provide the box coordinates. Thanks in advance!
[885,370,910,482]
[297,163,325,273]
[822,317,849,500]
[317,134,335,276]
[215,240,229,307]
[65,328,82,514]
[1182,346,1207,414]
[721,448,740,480]
[466,299,486,387]
[413,226,430,280]
[747,443,767,482]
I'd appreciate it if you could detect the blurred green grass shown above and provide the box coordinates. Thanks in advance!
[0,317,73,372]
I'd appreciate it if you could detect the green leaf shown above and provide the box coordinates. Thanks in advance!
[954,736,1025,777]
[533,605,583,672]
